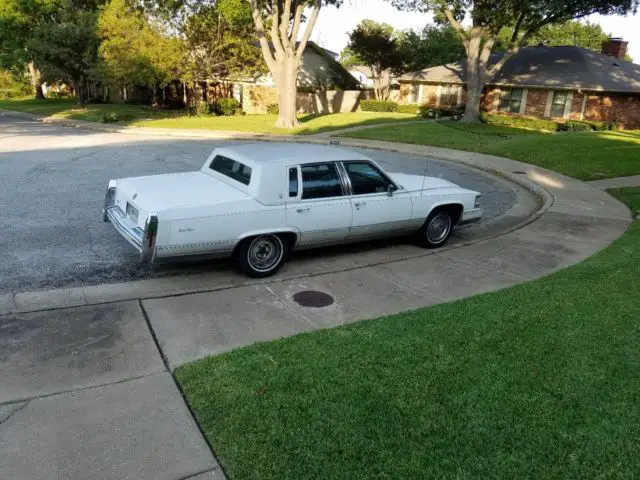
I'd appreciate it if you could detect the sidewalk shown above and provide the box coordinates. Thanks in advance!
[0,116,634,480]
[587,174,640,189]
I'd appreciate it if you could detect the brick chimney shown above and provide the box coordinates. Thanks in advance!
[601,37,628,59]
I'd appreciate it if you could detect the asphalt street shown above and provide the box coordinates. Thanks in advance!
[0,115,516,294]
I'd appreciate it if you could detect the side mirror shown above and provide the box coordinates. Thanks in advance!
[387,184,396,197]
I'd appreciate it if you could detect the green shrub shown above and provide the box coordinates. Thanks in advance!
[418,106,464,119]
[47,91,71,99]
[0,69,33,98]
[585,120,607,131]
[396,104,420,115]
[266,103,279,115]
[212,97,241,116]
[558,120,593,132]
[584,120,618,131]
[187,100,210,116]
[101,112,136,123]
[360,100,398,112]
[482,113,559,132]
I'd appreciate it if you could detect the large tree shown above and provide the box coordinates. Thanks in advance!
[247,0,340,128]
[97,0,184,102]
[396,25,466,72]
[183,0,264,84]
[392,0,639,122]
[27,1,102,105]
[345,19,405,100]
[0,0,59,99]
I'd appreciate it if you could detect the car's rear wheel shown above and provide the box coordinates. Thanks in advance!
[417,209,454,248]
[236,234,288,278]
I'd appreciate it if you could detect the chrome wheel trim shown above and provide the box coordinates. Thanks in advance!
[426,213,451,244]
[247,235,284,272]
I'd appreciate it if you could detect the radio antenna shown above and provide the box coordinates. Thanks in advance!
[420,157,428,194]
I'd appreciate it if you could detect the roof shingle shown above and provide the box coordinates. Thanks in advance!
[399,46,640,93]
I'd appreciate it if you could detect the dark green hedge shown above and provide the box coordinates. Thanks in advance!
[360,100,398,112]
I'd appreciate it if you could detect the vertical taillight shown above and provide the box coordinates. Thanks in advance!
[141,214,159,263]
[102,180,117,222]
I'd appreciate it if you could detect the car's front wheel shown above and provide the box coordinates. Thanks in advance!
[236,234,289,278]
[416,209,454,248]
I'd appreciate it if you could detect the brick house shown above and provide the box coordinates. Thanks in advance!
[398,38,640,129]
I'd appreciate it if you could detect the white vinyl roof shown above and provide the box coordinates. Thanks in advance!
[201,142,375,206]
[213,142,371,167]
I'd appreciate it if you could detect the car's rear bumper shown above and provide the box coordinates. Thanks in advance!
[104,204,158,263]
[105,206,144,251]
[458,208,483,225]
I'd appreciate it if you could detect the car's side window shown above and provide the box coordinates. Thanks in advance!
[301,163,344,199]
[343,161,392,195]
[289,167,299,197]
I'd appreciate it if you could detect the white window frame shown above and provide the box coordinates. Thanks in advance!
[497,87,526,114]
[545,90,574,119]
[437,84,462,107]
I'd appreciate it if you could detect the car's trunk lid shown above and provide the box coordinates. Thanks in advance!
[116,171,249,213]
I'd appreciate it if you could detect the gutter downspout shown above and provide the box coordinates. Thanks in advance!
[578,89,587,120]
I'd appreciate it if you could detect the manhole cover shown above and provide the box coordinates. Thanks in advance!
[292,290,334,308]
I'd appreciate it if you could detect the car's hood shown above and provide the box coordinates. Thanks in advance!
[117,171,250,211]
[389,172,458,192]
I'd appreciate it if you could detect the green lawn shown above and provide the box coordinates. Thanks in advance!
[176,204,639,479]
[342,121,640,180]
[608,187,640,214]
[0,98,418,135]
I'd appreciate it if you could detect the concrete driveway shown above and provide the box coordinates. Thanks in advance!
[0,115,517,295]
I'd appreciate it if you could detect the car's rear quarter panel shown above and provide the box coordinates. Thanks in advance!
[155,200,287,258]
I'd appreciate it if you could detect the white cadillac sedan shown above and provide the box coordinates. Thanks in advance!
[103,143,483,277]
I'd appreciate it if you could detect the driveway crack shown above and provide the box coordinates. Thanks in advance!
[0,401,29,425]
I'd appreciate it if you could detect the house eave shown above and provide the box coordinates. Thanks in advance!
[398,78,640,95]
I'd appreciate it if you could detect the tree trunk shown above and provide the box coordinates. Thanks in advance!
[462,31,483,123]
[74,78,86,106]
[274,56,300,129]
[27,61,45,100]
[373,70,391,101]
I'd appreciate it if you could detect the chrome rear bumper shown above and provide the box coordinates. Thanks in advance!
[103,182,158,263]
[105,206,144,252]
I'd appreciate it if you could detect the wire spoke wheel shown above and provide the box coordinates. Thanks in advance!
[426,212,452,244]
[247,235,284,273]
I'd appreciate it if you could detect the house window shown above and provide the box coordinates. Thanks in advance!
[499,88,524,113]
[439,85,461,107]
[550,91,569,118]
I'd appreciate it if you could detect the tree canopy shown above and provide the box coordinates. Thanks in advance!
[495,20,609,51]
[345,19,404,99]
[97,0,184,95]
[397,25,466,71]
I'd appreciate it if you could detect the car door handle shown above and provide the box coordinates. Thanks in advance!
[296,207,311,213]
[354,201,367,208]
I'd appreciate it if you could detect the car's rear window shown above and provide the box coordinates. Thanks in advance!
[209,155,252,185]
